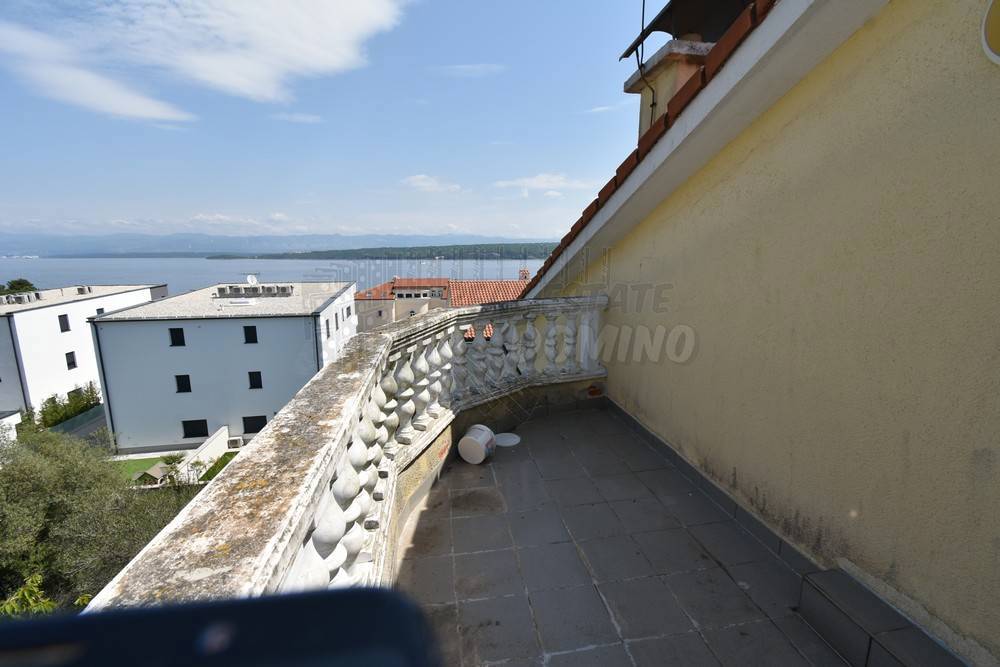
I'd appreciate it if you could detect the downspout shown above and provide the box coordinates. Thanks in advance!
[92,321,118,452]
[6,315,29,412]
[312,314,322,372]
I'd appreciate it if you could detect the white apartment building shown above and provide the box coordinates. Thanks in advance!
[92,281,357,453]
[0,284,166,413]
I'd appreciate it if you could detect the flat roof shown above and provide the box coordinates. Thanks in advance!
[0,285,161,315]
[0,410,19,420]
[96,282,355,321]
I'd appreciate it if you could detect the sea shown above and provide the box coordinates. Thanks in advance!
[0,257,543,295]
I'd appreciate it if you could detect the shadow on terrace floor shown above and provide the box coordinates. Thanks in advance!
[395,407,846,667]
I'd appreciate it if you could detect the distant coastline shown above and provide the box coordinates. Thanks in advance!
[50,242,558,261]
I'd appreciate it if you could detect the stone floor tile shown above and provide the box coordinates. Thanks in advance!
[518,542,592,591]
[636,468,696,498]
[403,516,452,559]
[544,477,603,506]
[452,514,512,554]
[594,472,654,502]
[491,442,533,464]
[508,505,569,547]
[703,619,810,667]
[728,560,802,618]
[444,462,496,490]
[578,535,655,582]
[500,479,553,512]
[548,643,633,667]
[451,488,507,517]
[690,522,773,566]
[458,595,540,664]
[772,614,849,667]
[598,576,693,638]
[665,568,764,629]
[573,447,631,477]
[616,441,672,472]
[659,491,732,526]
[532,454,588,481]
[633,528,716,574]
[454,549,522,601]
[397,555,454,605]
[610,497,681,533]
[425,603,462,667]
[493,459,542,488]
[628,633,722,667]
[560,502,625,541]
[422,483,451,518]
[529,585,619,652]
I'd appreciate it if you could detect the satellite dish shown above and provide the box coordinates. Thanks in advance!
[246,275,259,286]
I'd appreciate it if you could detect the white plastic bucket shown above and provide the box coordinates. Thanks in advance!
[458,424,496,464]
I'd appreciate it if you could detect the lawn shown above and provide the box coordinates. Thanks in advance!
[199,451,238,482]
[116,457,162,480]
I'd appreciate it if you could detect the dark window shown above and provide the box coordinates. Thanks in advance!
[325,319,330,339]
[175,374,192,393]
[248,371,263,389]
[242,415,267,433]
[244,325,258,344]
[377,309,383,317]
[182,419,209,438]
[335,313,339,330]
[65,351,77,370]
[58,314,70,332]
[96,308,105,315]
[409,310,416,317]
[346,305,352,318]
[169,327,185,347]
[67,387,83,399]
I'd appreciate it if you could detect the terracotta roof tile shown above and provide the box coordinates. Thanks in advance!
[705,5,755,81]
[450,279,528,307]
[520,3,776,300]
[356,277,450,300]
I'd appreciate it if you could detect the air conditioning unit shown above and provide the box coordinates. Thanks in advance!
[76,286,88,295]
[227,437,244,448]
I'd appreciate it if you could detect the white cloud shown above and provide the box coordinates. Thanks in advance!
[0,21,194,121]
[435,63,506,78]
[494,173,593,191]
[85,0,404,102]
[272,112,323,124]
[543,190,564,198]
[403,174,461,193]
[583,100,631,114]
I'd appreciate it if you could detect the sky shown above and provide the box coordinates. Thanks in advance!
[0,1,667,239]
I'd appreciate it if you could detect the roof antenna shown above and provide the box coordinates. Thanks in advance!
[635,0,657,128]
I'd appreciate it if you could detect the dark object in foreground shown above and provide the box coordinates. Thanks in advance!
[0,588,438,667]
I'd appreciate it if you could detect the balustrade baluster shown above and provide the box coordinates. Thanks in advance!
[543,315,558,374]
[487,320,505,386]
[438,331,454,409]
[469,324,488,394]
[561,311,579,373]
[426,335,444,418]
[501,318,520,382]
[518,313,538,377]
[394,353,417,445]
[379,365,400,457]
[411,342,432,430]
[450,327,468,401]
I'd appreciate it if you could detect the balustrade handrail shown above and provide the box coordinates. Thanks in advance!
[89,295,607,610]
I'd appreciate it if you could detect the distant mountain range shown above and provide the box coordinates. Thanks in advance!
[210,243,556,261]
[0,232,556,258]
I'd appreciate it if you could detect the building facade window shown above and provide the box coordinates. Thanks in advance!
[244,325,258,344]
[335,313,339,330]
[175,374,192,393]
[169,327,186,346]
[346,305,352,318]
[67,387,83,399]
[242,415,267,433]
[325,319,330,338]
[96,308,105,315]
[65,351,77,370]
[58,314,70,332]
[182,419,209,438]
[248,371,263,389]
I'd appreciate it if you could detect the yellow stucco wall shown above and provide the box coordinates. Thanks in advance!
[542,0,1000,660]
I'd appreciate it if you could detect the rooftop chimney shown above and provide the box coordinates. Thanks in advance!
[622,0,751,136]
[518,268,531,280]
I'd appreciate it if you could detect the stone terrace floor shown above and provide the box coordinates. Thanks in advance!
[396,407,847,667]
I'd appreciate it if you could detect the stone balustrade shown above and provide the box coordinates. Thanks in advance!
[88,295,607,609]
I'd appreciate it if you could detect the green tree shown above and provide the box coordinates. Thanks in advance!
[0,430,199,612]
[0,574,56,618]
[1,279,36,295]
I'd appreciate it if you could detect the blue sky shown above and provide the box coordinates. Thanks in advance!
[0,1,666,239]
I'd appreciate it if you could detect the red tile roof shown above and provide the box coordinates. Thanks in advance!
[355,277,451,300]
[520,0,773,298]
[449,280,528,307]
